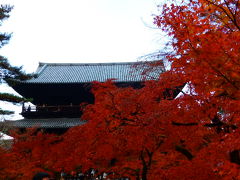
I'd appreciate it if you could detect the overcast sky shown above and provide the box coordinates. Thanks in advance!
[0,0,164,73]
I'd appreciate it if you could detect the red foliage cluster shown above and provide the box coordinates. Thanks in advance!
[0,0,239,179]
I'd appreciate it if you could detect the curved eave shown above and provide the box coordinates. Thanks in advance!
[3,118,86,129]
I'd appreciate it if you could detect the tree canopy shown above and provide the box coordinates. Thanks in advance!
[0,0,239,179]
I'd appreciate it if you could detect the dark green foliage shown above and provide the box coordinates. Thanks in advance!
[0,109,13,115]
[0,5,12,22]
[0,4,32,80]
[0,56,33,80]
[0,93,27,103]
[0,5,12,48]
[0,4,31,115]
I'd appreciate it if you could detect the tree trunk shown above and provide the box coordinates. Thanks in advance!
[142,165,148,180]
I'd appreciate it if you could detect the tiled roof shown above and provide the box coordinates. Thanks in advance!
[4,118,86,128]
[25,62,164,83]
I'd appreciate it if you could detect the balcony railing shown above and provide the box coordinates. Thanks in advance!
[21,104,82,118]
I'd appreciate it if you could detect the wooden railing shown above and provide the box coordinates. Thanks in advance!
[22,105,81,113]
[21,104,83,118]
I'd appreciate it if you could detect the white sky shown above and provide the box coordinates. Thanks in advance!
[0,0,164,73]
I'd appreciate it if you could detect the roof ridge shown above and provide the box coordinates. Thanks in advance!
[36,64,47,76]
[38,61,145,66]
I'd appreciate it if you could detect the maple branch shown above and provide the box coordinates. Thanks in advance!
[145,148,153,168]
[219,45,240,67]
[184,32,236,91]
[224,0,240,30]
[107,92,136,126]
[204,122,223,127]
[139,149,153,180]
[118,117,135,123]
[172,121,198,126]
[223,0,236,19]
[188,45,240,90]
[235,0,239,16]
[208,62,240,90]
[122,167,140,180]
[139,150,147,180]
[213,13,234,31]
[155,139,164,150]
[185,30,236,94]
[108,91,143,127]
[206,0,240,30]
[226,1,240,25]
[175,145,194,160]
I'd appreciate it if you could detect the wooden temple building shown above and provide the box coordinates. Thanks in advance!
[4,61,164,133]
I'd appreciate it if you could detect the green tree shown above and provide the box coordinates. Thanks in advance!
[0,5,30,115]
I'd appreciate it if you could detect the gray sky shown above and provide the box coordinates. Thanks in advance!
[0,0,164,73]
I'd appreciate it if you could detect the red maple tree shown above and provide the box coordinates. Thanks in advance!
[0,0,239,179]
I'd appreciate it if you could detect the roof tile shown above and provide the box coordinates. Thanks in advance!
[26,62,164,83]
[4,118,86,128]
